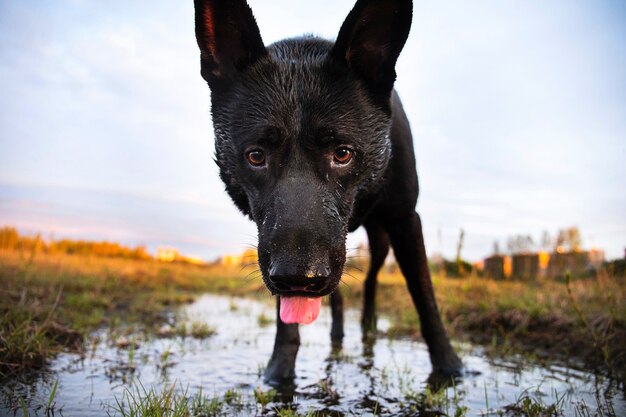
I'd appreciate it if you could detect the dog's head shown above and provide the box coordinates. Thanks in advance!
[194,0,412,322]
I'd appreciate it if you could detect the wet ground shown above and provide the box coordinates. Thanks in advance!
[1,294,624,416]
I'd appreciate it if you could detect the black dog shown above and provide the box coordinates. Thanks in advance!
[194,0,462,382]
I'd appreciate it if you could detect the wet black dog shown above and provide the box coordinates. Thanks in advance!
[194,0,462,382]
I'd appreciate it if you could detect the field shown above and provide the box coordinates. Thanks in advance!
[1,248,625,415]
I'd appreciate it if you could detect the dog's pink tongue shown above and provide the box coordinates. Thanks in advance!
[279,296,322,325]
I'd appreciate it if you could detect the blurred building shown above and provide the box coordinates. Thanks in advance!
[482,248,606,280]
[483,255,505,279]
[511,253,539,279]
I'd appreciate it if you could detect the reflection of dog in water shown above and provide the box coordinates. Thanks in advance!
[193,0,462,382]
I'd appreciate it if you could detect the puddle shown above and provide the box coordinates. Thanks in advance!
[1,294,624,416]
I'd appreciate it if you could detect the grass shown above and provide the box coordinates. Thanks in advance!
[189,322,216,339]
[106,377,618,417]
[46,379,59,412]
[102,379,618,417]
[253,386,277,411]
[111,383,254,416]
[345,267,626,379]
[4,245,621,415]
[170,321,212,339]
[111,383,190,417]
[257,312,274,327]
[0,249,264,376]
[109,383,338,417]
[575,394,619,417]
[1,247,624,382]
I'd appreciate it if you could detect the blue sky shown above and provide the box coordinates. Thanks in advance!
[0,0,624,261]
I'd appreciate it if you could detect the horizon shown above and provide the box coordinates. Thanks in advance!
[0,214,616,264]
[1,0,625,261]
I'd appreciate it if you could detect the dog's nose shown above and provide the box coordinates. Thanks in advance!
[268,262,330,293]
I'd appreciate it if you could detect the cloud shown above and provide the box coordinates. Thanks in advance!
[0,0,624,260]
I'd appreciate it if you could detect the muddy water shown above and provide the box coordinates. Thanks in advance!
[1,294,624,416]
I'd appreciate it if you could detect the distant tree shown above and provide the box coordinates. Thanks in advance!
[567,227,582,251]
[456,228,465,265]
[493,240,500,255]
[455,228,469,276]
[556,226,582,252]
[0,226,153,260]
[0,226,19,250]
[507,234,534,254]
[540,230,551,251]
[555,231,565,250]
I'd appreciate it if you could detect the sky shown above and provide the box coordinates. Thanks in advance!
[0,0,624,261]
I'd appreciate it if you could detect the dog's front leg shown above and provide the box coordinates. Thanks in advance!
[385,211,463,375]
[264,297,300,383]
[362,222,390,334]
[329,289,344,345]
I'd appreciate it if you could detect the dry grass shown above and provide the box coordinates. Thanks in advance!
[1,248,624,381]
[341,266,625,380]
[0,249,265,376]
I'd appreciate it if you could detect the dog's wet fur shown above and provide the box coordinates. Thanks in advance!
[194,0,463,382]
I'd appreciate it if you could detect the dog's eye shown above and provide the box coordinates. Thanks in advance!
[333,147,353,165]
[246,149,266,167]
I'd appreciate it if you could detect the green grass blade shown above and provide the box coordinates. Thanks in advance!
[46,379,59,411]
[19,395,28,417]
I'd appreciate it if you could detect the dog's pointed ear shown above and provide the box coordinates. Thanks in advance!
[331,0,412,97]
[194,0,267,89]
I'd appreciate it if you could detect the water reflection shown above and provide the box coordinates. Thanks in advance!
[1,293,623,416]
